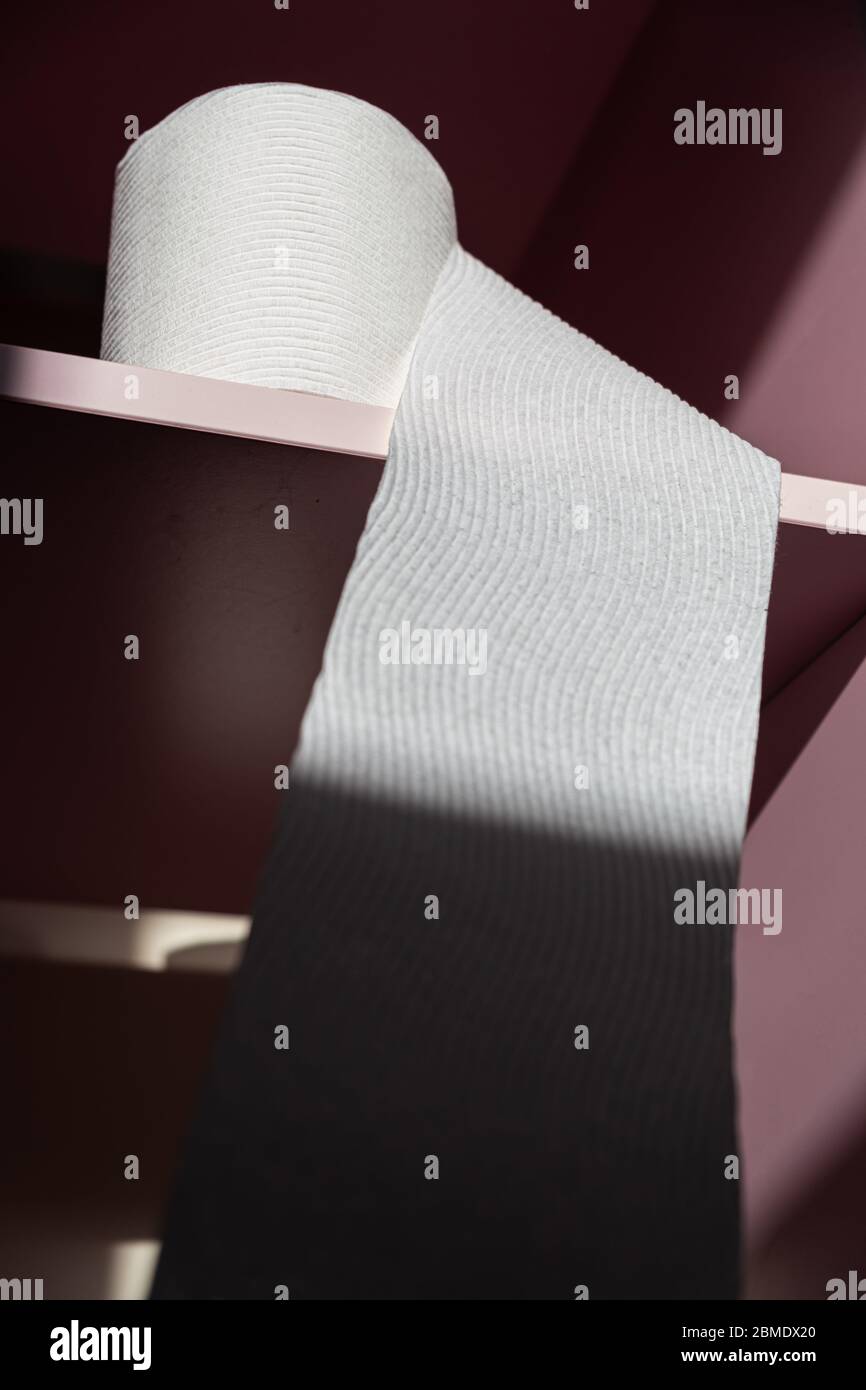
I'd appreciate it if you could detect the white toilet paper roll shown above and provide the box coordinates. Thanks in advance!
[101,83,457,406]
[104,83,781,1300]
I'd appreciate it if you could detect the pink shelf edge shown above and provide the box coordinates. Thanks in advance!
[0,343,394,460]
[4,343,866,532]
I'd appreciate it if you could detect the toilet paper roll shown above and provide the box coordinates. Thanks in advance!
[101,83,457,405]
[102,84,781,1300]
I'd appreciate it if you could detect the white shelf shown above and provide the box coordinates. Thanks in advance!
[0,899,249,974]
